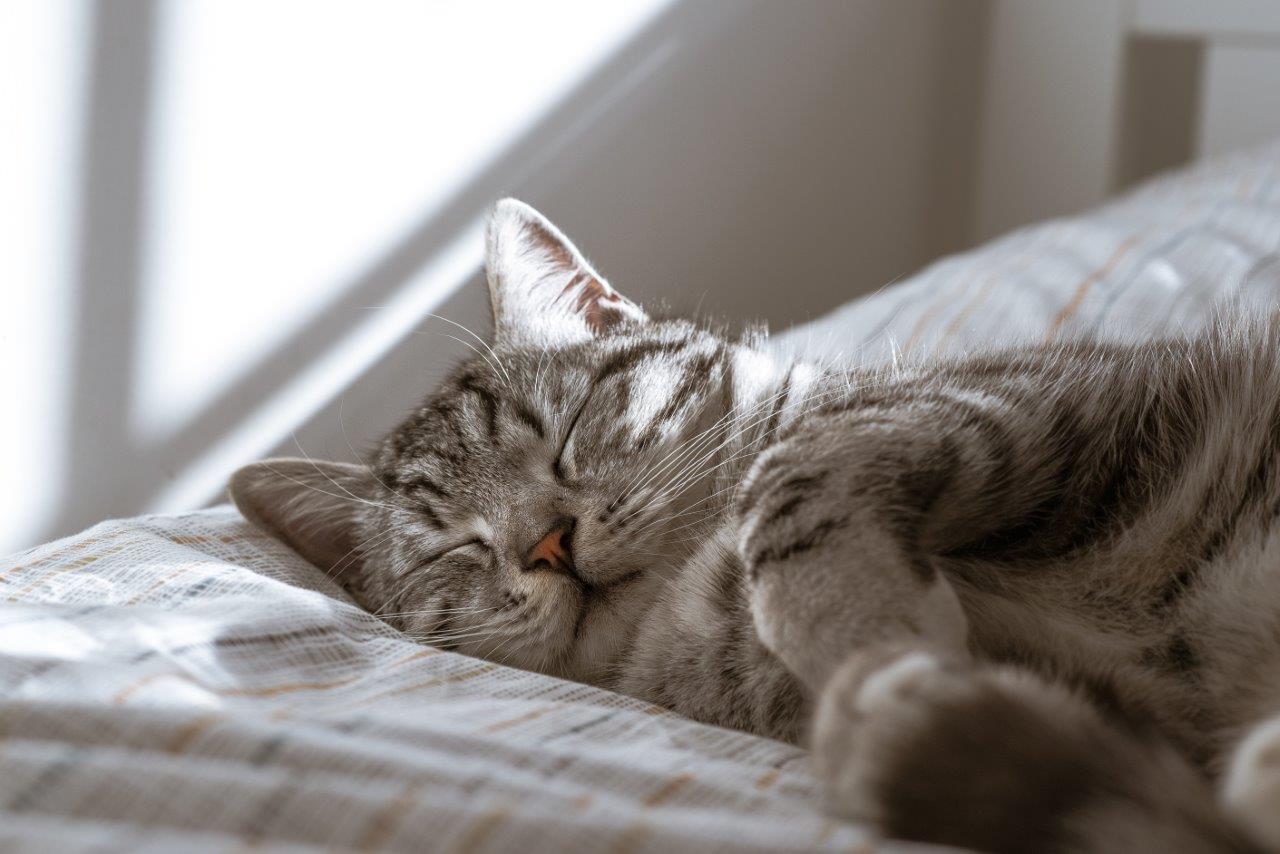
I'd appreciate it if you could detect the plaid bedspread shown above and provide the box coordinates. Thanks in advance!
[5,141,1280,851]
[0,508,914,852]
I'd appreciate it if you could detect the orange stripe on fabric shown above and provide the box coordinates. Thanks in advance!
[127,564,197,604]
[938,232,1054,349]
[262,649,443,720]
[901,300,949,354]
[114,647,441,705]
[112,670,365,704]
[452,805,511,854]
[167,533,270,546]
[226,647,441,699]
[607,774,714,854]
[908,225,1064,354]
[7,542,131,601]
[586,771,693,852]
[337,663,498,710]
[609,821,652,854]
[1044,188,1216,342]
[222,675,367,698]
[355,781,422,851]
[813,819,838,846]
[113,673,168,704]
[643,772,693,807]
[482,704,554,734]
[937,273,1001,345]
[167,712,226,753]
[0,530,125,585]
[1044,231,1145,340]
[901,258,1003,354]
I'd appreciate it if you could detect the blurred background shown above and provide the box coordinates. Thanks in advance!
[5,0,1280,555]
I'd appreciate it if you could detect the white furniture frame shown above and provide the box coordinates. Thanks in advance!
[972,0,1280,242]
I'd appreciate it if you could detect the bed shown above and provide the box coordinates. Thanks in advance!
[3,142,1279,852]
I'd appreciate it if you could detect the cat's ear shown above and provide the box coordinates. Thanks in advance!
[228,458,376,600]
[484,198,647,346]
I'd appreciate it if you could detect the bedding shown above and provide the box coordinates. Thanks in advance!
[4,140,1280,852]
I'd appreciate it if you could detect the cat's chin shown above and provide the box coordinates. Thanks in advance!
[542,568,661,685]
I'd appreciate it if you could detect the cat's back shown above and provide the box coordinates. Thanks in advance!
[918,315,1280,765]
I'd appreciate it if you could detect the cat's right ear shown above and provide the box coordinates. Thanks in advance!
[484,199,647,347]
[228,458,376,600]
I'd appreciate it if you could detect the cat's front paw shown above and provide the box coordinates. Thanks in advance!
[736,437,968,691]
[812,647,1254,854]
[815,647,1096,850]
[811,644,972,828]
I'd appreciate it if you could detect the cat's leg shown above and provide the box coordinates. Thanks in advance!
[1223,714,1280,849]
[736,412,986,689]
[812,645,1257,853]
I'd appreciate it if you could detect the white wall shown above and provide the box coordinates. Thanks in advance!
[970,0,1130,242]
[0,0,985,554]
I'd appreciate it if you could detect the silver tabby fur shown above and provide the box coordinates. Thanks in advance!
[231,200,1280,853]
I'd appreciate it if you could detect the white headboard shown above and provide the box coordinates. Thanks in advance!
[971,0,1280,243]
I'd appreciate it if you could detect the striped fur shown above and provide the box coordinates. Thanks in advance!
[231,201,1280,853]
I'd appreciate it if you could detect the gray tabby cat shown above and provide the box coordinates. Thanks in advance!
[231,200,1280,853]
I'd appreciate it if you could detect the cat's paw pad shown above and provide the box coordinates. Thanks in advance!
[851,649,950,716]
[1223,716,1280,849]
[811,646,966,824]
[812,648,1108,850]
[817,651,1249,853]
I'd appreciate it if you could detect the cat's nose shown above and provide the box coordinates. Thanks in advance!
[523,517,576,575]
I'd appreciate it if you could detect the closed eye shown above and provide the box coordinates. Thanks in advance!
[453,538,489,555]
[423,538,489,566]
[552,398,591,480]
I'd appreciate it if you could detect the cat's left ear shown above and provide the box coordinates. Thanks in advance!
[484,199,647,347]
[228,458,377,604]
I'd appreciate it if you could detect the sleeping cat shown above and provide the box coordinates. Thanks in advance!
[231,200,1280,853]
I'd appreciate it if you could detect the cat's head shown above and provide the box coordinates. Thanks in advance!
[230,200,743,681]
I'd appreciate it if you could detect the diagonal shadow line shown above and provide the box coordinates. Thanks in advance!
[45,0,158,543]
[150,0,734,476]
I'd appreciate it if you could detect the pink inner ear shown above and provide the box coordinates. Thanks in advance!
[569,275,626,333]
[526,218,632,333]
[527,219,578,272]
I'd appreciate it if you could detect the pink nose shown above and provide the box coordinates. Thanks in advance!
[523,518,576,574]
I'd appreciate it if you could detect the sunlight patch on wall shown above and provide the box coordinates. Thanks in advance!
[133,0,674,443]
[147,217,487,515]
[0,1,84,554]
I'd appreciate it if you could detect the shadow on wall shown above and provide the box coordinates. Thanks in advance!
[32,0,986,552]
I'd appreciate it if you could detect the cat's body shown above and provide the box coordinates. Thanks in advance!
[625,327,1280,760]
[232,201,1280,853]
